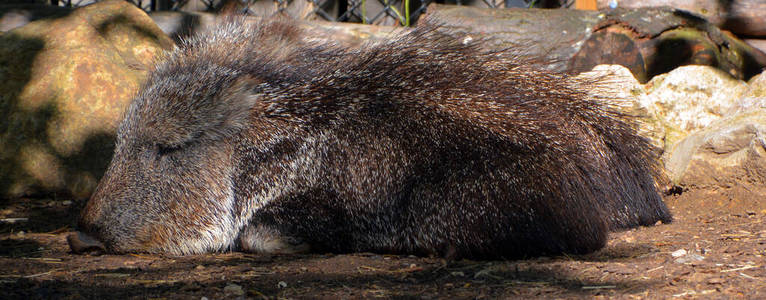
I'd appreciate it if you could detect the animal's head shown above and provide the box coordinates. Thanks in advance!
[69,62,260,254]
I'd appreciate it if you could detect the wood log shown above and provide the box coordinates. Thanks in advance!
[595,0,766,37]
[230,0,318,21]
[745,39,766,56]
[419,3,766,83]
[418,4,602,73]
[724,1,766,37]
[0,4,71,32]
[149,11,401,45]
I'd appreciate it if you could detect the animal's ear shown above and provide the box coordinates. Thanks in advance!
[198,75,261,142]
[148,76,261,148]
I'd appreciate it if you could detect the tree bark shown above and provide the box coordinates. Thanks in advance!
[595,0,766,37]
[149,11,401,45]
[419,3,766,82]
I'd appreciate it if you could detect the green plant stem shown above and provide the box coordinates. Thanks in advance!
[404,0,410,26]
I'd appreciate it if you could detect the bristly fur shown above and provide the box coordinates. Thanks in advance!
[75,16,671,259]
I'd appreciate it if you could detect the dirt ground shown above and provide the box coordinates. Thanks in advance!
[1,183,765,299]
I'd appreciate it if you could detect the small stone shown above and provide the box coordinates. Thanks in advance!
[278,281,288,288]
[671,249,687,258]
[708,277,725,284]
[224,283,244,296]
[201,297,209,300]
[675,253,705,263]
[195,265,205,270]
[62,200,73,205]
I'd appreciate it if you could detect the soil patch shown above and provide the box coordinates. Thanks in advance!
[1,186,764,299]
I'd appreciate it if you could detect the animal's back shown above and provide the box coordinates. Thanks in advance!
[196,18,672,259]
[70,17,671,259]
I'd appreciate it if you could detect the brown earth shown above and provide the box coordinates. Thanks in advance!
[1,184,764,299]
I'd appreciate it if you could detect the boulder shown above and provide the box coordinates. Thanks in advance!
[578,65,766,190]
[745,71,766,98]
[0,0,174,198]
[648,68,766,187]
[575,65,750,153]
[574,64,667,150]
[664,111,766,192]
[640,66,749,150]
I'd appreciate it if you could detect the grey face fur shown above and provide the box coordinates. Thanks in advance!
[71,17,671,259]
[78,67,256,254]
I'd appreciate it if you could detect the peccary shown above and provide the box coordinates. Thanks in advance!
[68,17,672,259]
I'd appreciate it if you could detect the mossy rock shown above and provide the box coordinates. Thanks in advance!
[0,0,173,198]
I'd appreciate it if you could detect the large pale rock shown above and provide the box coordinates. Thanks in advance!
[664,111,766,189]
[575,64,667,150]
[745,71,766,98]
[0,0,174,198]
[579,66,766,189]
[640,66,749,149]
[725,71,766,116]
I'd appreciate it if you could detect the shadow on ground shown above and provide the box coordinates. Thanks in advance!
[0,252,662,299]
